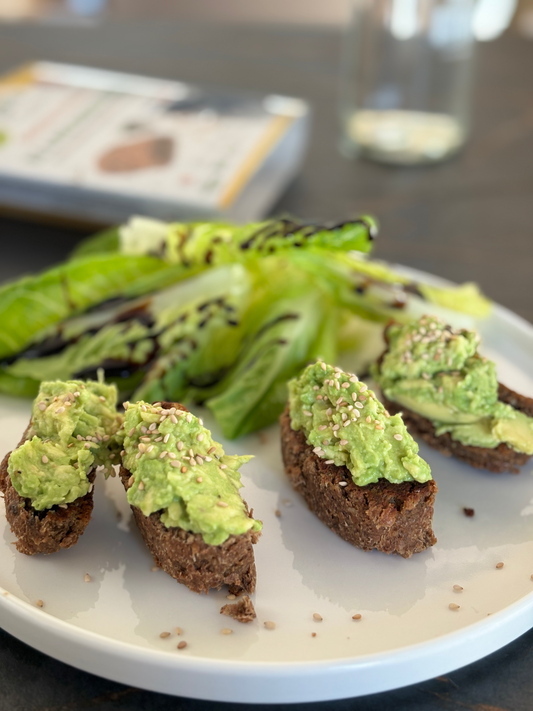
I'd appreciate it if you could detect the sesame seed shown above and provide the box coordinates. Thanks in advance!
[313,385,320,391]
[170,461,181,468]
[366,416,371,423]
[84,573,92,583]
[146,445,154,453]
[339,482,348,487]
[159,451,168,459]
[217,501,229,508]
[128,428,135,437]
[58,504,68,509]
[282,498,293,507]
[351,392,357,402]
[341,382,350,389]
[453,585,463,592]
[186,414,192,423]
[221,628,233,635]
[496,562,504,569]
[138,443,146,452]
[352,613,362,620]
[169,415,177,424]
[343,420,351,427]
[160,415,167,423]
[36,600,44,608]
[303,410,313,417]
[160,632,171,638]
[325,460,334,464]
[177,641,188,650]
[326,408,333,416]
[74,392,80,398]
[320,362,327,371]
[205,456,212,462]
[138,481,145,491]
[349,375,358,383]
[135,452,142,459]
[449,603,460,610]
[313,613,323,621]
[264,621,276,630]
[99,396,106,402]
[341,413,347,421]
[384,410,390,418]
[318,425,328,431]
[226,593,236,600]
[332,424,340,431]
[375,424,383,430]
[393,434,403,441]
[220,464,227,470]
[38,402,47,411]
[181,466,187,473]
[196,477,203,483]
[355,402,363,409]
[275,508,281,517]
[128,476,134,487]
[195,456,203,466]
[335,381,340,390]
[359,383,368,392]
[177,441,184,451]
[339,439,348,446]
[56,407,65,414]
[168,452,177,459]
[41,455,49,464]
[208,446,216,455]
[312,632,317,637]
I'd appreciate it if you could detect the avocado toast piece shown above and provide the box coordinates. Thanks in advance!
[281,362,436,558]
[372,317,533,474]
[119,401,261,594]
[0,380,122,555]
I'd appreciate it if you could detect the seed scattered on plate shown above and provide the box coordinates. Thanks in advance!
[453,584,463,592]
[496,562,504,569]
[264,621,276,630]
[226,594,236,600]
[36,599,44,608]
[352,613,362,620]
[282,499,293,507]
[463,507,475,517]
[530,574,533,581]
[84,573,91,583]
[274,509,281,517]
[177,641,188,650]
[221,628,233,635]
[175,627,183,635]
[151,566,159,572]
[449,603,460,611]
[311,632,317,638]
[313,613,323,622]
[160,632,171,638]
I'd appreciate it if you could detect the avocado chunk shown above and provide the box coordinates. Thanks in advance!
[288,361,432,487]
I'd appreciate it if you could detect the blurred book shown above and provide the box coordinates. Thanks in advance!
[0,62,310,225]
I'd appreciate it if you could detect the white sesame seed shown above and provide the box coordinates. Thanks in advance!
[99,396,106,402]
[220,464,227,470]
[221,628,233,635]
[197,433,204,442]
[41,455,49,464]
[352,410,360,419]
[313,446,322,453]
[84,573,91,583]
[303,410,313,417]
[38,402,47,411]
[393,434,403,441]
[366,416,371,423]
[177,441,184,451]
[341,382,350,389]
[355,402,363,409]
[171,461,181,468]
[128,428,135,437]
[359,383,368,392]
[339,439,348,446]
[349,375,358,383]
[264,621,276,630]
[325,459,334,464]
[138,481,145,491]
[163,434,170,444]
[343,420,351,427]
[320,362,327,371]
[339,482,348,487]
[168,452,177,460]
[313,613,323,621]
[196,456,203,465]
[217,501,228,508]
[449,603,460,611]
[318,425,328,431]
[74,392,80,398]
[326,408,333,416]
[205,456,212,462]
[351,392,357,402]
[56,407,65,414]
[453,584,463,592]
[149,423,157,431]
[186,414,192,423]
[335,381,340,390]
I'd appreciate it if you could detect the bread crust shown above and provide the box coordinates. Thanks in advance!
[280,407,437,558]
[120,401,259,595]
[0,427,95,555]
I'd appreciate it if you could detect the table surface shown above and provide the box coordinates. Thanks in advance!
[0,18,532,711]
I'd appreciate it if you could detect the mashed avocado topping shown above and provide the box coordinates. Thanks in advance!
[122,401,262,546]
[8,380,122,510]
[371,316,533,454]
[289,361,431,486]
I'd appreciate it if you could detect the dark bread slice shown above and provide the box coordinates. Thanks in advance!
[280,407,437,559]
[375,335,533,474]
[0,427,95,555]
[120,402,260,595]
[381,389,531,474]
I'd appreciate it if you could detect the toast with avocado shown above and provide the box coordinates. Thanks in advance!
[371,316,533,473]
[119,401,261,594]
[281,362,437,558]
[0,380,122,555]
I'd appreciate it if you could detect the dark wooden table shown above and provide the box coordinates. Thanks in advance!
[1,18,533,711]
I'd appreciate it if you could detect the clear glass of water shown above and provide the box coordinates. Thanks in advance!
[340,0,476,165]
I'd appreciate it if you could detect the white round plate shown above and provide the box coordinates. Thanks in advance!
[1,268,533,704]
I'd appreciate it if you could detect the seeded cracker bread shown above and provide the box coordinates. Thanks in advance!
[280,407,437,558]
[375,344,533,474]
[120,402,259,595]
[381,387,532,474]
[0,426,95,555]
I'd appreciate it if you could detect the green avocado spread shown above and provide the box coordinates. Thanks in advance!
[8,380,122,510]
[289,361,432,486]
[122,401,262,546]
[371,316,533,454]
